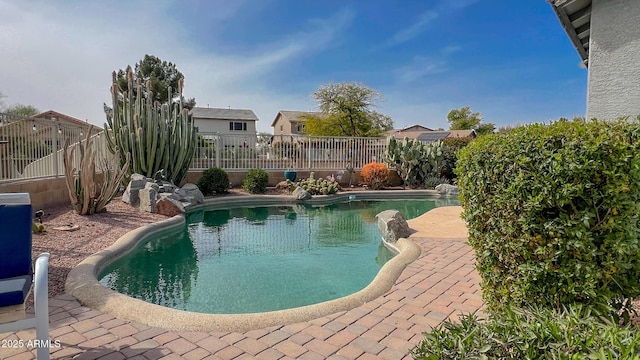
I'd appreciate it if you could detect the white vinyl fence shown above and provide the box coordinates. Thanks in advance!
[0,116,388,182]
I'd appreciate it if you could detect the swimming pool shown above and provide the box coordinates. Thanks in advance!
[98,199,447,314]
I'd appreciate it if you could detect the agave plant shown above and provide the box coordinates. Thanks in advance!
[63,126,130,215]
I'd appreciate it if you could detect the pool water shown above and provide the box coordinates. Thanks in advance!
[99,199,453,314]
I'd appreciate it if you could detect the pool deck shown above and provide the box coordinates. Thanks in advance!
[0,206,483,360]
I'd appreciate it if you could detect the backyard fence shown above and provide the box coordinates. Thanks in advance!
[0,114,389,183]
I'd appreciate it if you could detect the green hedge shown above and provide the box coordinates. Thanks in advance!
[455,118,640,312]
[411,305,640,360]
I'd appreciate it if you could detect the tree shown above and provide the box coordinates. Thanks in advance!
[303,82,393,137]
[447,106,495,136]
[4,104,39,118]
[115,54,196,109]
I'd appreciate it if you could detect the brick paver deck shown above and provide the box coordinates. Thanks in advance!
[1,234,482,360]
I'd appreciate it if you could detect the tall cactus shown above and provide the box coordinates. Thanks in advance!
[104,70,197,184]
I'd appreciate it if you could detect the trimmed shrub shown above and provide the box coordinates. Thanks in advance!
[455,118,640,313]
[411,304,640,359]
[361,162,389,189]
[287,172,340,195]
[439,137,473,182]
[242,168,269,194]
[196,167,230,195]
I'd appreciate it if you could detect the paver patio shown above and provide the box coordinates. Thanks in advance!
[0,207,483,360]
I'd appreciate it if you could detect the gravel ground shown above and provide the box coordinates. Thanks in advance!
[30,197,167,308]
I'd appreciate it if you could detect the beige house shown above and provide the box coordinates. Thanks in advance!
[549,0,640,120]
[271,110,320,136]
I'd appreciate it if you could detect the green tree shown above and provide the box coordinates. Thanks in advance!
[115,54,196,109]
[447,106,495,136]
[4,104,39,118]
[303,82,393,137]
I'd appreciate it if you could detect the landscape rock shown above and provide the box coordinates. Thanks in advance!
[435,184,459,196]
[139,182,159,213]
[122,173,147,206]
[293,186,312,200]
[180,183,205,204]
[376,210,412,243]
[156,197,186,217]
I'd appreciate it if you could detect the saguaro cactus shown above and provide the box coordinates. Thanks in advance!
[104,70,197,184]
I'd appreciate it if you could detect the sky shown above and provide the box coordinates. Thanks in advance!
[0,0,587,133]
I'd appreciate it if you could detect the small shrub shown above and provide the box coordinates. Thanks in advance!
[361,162,389,189]
[242,168,269,194]
[455,118,640,313]
[288,172,340,195]
[423,176,450,189]
[411,305,640,360]
[197,167,230,195]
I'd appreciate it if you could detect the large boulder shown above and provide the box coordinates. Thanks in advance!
[156,196,186,217]
[122,173,147,206]
[376,210,412,243]
[293,186,312,200]
[139,182,159,213]
[435,184,459,196]
[180,183,205,205]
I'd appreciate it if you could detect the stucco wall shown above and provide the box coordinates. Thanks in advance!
[587,0,640,120]
[194,118,257,136]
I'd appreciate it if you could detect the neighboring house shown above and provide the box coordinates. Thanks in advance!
[271,110,320,136]
[190,107,259,148]
[386,125,476,144]
[385,125,434,140]
[548,0,640,120]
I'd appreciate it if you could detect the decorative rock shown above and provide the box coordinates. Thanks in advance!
[139,182,159,213]
[158,180,178,193]
[122,176,206,214]
[275,181,290,190]
[293,186,312,200]
[435,184,459,196]
[122,173,147,206]
[156,197,186,217]
[376,210,412,243]
[180,183,205,204]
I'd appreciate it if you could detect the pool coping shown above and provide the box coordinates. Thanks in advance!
[65,190,447,332]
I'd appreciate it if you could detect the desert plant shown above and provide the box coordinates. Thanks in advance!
[411,304,640,360]
[242,168,269,194]
[360,162,389,189]
[383,137,445,188]
[423,176,450,189]
[197,167,229,195]
[287,172,340,195]
[105,69,197,184]
[63,126,130,215]
[456,118,640,314]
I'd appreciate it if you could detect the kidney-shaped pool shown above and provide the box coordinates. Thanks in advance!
[99,199,448,314]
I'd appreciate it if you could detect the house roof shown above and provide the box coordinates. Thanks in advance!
[392,129,476,141]
[190,107,259,121]
[548,0,592,65]
[33,110,90,128]
[270,110,320,127]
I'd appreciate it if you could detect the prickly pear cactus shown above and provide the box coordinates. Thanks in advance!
[383,137,446,188]
[105,70,197,184]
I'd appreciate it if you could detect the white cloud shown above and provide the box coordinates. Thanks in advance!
[0,1,352,132]
[388,11,439,46]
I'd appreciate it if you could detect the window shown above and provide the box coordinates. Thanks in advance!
[280,125,283,132]
[230,122,247,131]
